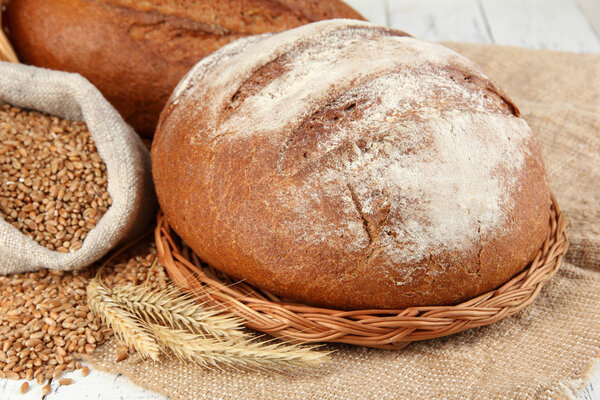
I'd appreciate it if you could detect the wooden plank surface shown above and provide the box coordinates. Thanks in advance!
[480,0,600,52]
[346,0,389,26]
[0,362,166,400]
[1,0,599,399]
[387,0,493,43]
[577,0,600,38]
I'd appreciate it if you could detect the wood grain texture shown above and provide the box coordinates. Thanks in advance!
[0,362,167,400]
[480,0,600,52]
[343,0,388,26]
[577,0,600,38]
[387,0,493,43]
[1,0,600,398]
[578,362,600,400]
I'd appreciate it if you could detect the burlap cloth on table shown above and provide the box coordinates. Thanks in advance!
[86,43,600,400]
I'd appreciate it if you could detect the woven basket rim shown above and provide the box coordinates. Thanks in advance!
[1,0,569,349]
[156,195,568,349]
[0,3,18,63]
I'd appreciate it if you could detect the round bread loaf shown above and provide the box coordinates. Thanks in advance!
[152,20,552,310]
[3,0,364,137]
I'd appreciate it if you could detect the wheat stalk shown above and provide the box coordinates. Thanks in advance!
[88,262,330,369]
[87,278,161,361]
[109,283,245,339]
[148,323,331,368]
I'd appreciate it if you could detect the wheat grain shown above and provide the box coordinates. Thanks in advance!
[0,237,165,381]
[5,370,19,380]
[41,384,51,395]
[116,348,129,362]
[148,323,330,368]
[87,279,161,361]
[59,378,74,386]
[109,284,244,339]
[0,104,111,252]
[98,278,330,368]
[0,268,109,381]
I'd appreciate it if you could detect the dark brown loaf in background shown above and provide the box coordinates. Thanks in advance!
[2,0,364,137]
[152,20,552,310]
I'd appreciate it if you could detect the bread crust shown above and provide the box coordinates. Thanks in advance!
[152,20,552,310]
[4,0,364,136]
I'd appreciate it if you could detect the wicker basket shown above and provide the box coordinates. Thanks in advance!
[0,1,17,63]
[156,195,568,349]
[1,9,568,349]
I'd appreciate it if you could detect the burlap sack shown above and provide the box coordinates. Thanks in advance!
[87,44,600,400]
[0,62,155,274]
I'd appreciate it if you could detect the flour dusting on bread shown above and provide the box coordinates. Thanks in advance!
[156,20,551,308]
[169,20,535,265]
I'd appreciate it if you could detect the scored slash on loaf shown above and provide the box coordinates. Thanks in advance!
[4,0,364,136]
[152,20,552,310]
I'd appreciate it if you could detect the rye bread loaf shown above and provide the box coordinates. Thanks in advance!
[3,0,364,137]
[151,20,552,310]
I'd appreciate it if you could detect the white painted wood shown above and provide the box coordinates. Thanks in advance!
[480,0,600,52]
[577,362,600,400]
[1,361,598,399]
[387,0,493,43]
[345,0,389,26]
[0,362,168,400]
[1,1,600,398]
[577,0,600,38]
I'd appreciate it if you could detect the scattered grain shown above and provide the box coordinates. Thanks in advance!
[41,384,51,395]
[0,103,112,251]
[19,381,29,394]
[81,365,90,377]
[52,368,62,380]
[5,370,19,380]
[58,378,74,386]
[116,348,129,362]
[0,237,166,382]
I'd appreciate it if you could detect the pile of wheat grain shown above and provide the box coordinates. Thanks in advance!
[0,103,111,252]
[0,237,166,389]
[0,104,329,395]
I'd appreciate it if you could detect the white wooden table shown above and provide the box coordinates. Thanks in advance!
[2,0,599,398]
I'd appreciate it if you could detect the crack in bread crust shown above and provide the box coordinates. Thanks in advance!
[152,20,552,310]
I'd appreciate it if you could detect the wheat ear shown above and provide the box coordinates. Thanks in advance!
[87,279,161,361]
[148,323,331,368]
[108,283,245,339]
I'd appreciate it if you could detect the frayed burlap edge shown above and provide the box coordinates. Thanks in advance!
[85,43,600,400]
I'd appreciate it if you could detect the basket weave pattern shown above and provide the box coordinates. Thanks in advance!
[0,1,18,63]
[156,195,568,349]
[0,13,568,348]
[0,0,568,349]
